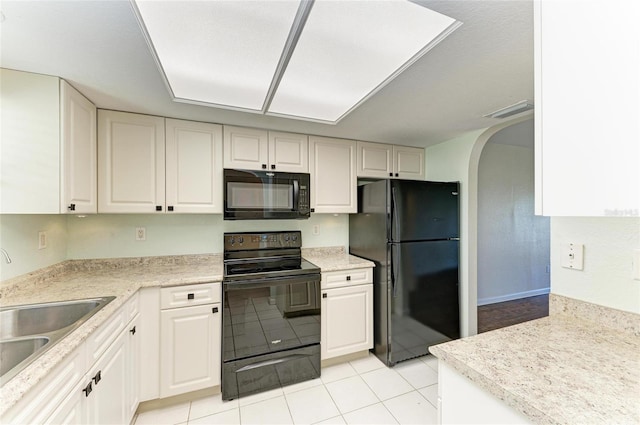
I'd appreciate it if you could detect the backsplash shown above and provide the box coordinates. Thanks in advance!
[1,213,348,281]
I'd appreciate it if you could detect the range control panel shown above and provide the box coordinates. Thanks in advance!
[223,231,302,251]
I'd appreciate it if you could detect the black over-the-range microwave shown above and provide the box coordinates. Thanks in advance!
[223,169,311,220]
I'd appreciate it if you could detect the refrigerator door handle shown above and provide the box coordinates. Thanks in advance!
[391,186,399,241]
[391,244,399,297]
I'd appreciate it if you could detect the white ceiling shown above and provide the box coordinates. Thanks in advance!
[0,0,533,148]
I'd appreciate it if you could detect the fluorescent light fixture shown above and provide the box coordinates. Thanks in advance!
[484,100,534,119]
[132,0,461,123]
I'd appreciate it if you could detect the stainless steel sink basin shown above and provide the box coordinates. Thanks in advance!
[0,296,115,385]
[0,337,50,378]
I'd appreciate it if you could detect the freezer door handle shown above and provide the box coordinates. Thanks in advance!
[391,186,399,241]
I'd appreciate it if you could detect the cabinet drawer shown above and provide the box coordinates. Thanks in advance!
[126,291,140,323]
[86,306,126,365]
[321,268,372,289]
[161,282,221,309]
[4,345,87,424]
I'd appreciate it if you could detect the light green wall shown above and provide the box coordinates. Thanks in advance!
[0,215,68,280]
[67,213,348,259]
[0,213,348,281]
[425,129,485,337]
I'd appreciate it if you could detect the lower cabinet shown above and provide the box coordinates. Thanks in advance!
[321,268,373,361]
[160,283,221,398]
[4,297,141,425]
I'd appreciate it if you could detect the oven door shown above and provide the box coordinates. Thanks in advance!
[223,169,310,220]
[223,273,320,361]
[222,273,321,400]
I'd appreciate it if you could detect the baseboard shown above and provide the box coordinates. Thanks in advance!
[477,288,550,306]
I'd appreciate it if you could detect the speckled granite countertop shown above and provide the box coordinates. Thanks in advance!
[302,246,375,271]
[0,248,372,416]
[430,294,640,425]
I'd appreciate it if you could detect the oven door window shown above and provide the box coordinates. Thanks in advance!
[223,279,320,361]
[227,181,293,210]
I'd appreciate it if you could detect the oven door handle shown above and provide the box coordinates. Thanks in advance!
[236,354,310,372]
[223,273,320,290]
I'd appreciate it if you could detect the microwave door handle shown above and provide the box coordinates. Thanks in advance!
[293,179,299,209]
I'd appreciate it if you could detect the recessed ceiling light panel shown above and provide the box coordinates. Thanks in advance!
[134,0,300,111]
[268,0,459,122]
[133,0,461,123]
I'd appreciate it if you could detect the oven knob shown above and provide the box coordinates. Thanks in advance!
[284,234,290,242]
[292,234,298,241]
[238,236,244,244]
[229,237,235,246]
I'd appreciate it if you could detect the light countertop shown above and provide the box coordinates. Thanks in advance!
[0,248,373,416]
[429,294,640,425]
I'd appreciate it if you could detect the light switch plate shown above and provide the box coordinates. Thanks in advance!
[561,243,584,270]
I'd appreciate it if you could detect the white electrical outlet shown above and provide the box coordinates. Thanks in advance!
[312,225,320,235]
[38,231,47,250]
[561,243,584,270]
[135,227,146,241]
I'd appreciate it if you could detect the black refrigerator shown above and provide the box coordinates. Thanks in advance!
[349,179,460,366]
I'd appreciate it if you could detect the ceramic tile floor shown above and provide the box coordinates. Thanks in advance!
[134,353,439,425]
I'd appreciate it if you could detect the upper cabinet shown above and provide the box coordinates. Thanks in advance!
[534,0,639,216]
[223,125,308,172]
[357,141,425,180]
[1,69,97,214]
[98,110,223,213]
[309,136,357,213]
[165,119,223,213]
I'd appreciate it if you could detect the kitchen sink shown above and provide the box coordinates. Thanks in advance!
[0,296,115,385]
[0,337,50,378]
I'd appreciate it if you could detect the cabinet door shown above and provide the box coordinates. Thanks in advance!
[393,145,425,180]
[534,1,639,216]
[160,303,221,398]
[166,119,223,213]
[321,284,373,360]
[44,380,86,425]
[125,315,140,422]
[98,110,165,213]
[357,141,393,178]
[268,131,309,172]
[60,80,97,214]
[309,136,357,213]
[223,125,268,170]
[86,330,127,425]
[0,68,60,213]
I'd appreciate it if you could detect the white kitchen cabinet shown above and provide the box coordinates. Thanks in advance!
[6,344,87,424]
[98,110,165,213]
[0,68,97,214]
[165,118,223,213]
[125,315,141,421]
[268,131,309,172]
[160,282,221,398]
[534,0,640,216]
[2,294,140,425]
[223,125,308,172]
[309,136,357,213]
[85,329,128,425]
[438,361,533,424]
[357,142,425,180]
[61,81,98,214]
[98,111,223,213]
[321,268,373,361]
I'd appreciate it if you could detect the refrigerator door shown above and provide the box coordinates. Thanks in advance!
[388,239,460,365]
[390,180,459,242]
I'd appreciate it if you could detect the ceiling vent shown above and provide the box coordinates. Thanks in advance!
[484,100,534,119]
